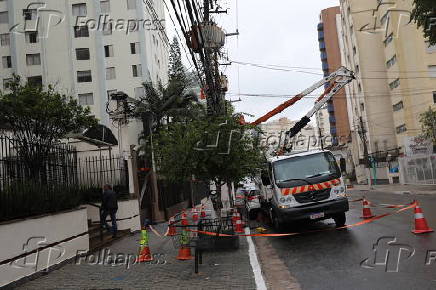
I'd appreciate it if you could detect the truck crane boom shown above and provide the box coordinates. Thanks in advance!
[250,66,355,126]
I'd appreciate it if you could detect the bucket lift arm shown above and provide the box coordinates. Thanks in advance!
[250,66,355,126]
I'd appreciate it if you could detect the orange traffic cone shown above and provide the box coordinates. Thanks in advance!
[361,199,374,219]
[167,217,177,236]
[136,228,153,262]
[232,210,238,224]
[177,230,193,260]
[235,219,244,233]
[412,202,433,234]
[177,247,193,260]
[192,208,199,222]
[181,210,189,226]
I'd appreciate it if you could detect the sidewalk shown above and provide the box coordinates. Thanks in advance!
[16,204,257,290]
[350,183,436,195]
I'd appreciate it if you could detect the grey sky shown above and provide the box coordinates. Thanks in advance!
[166,0,340,122]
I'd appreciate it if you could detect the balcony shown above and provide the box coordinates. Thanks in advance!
[319,42,326,50]
[317,23,324,31]
[318,31,324,41]
[329,115,336,123]
[322,61,329,71]
[324,82,331,90]
[327,103,335,113]
[320,51,327,61]
[330,126,337,135]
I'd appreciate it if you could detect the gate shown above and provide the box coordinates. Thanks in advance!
[399,155,436,185]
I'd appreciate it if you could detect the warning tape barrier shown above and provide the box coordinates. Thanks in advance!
[185,201,417,238]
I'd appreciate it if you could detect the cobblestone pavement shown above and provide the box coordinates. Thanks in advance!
[16,222,256,290]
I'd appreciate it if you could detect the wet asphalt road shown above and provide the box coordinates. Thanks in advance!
[264,191,436,290]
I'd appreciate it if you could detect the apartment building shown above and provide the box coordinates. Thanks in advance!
[317,6,351,147]
[0,0,169,153]
[315,106,331,138]
[338,0,398,183]
[374,0,436,147]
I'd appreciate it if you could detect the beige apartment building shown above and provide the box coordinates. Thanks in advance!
[338,0,436,184]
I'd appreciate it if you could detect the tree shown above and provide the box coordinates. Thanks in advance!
[411,0,436,45]
[419,106,436,143]
[0,75,98,179]
[151,113,264,208]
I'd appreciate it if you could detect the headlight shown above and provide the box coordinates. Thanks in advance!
[286,195,293,202]
[279,205,290,209]
[279,197,286,203]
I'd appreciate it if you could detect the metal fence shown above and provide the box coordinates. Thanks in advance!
[0,135,129,221]
[399,155,436,185]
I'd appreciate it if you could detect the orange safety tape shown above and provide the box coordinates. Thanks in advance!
[187,202,417,237]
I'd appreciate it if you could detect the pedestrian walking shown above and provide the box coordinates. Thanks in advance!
[101,184,118,238]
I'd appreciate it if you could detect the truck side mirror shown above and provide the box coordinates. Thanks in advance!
[261,172,271,186]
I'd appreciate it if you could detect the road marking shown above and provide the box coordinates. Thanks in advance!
[245,227,267,290]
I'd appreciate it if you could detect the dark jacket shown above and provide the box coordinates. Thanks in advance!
[102,189,118,210]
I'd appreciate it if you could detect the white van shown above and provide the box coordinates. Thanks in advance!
[259,150,349,230]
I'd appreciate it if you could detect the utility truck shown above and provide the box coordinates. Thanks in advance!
[259,150,348,229]
[243,66,355,229]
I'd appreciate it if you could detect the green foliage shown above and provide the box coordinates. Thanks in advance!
[419,106,436,142]
[0,75,98,146]
[412,0,436,45]
[152,114,264,185]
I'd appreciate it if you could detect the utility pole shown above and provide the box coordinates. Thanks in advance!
[358,116,373,188]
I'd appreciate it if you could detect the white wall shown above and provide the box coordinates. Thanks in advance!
[0,208,89,287]
[84,199,141,232]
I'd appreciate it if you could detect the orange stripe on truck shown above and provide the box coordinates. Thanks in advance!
[281,178,341,195]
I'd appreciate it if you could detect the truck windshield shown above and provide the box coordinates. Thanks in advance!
[273,152,340,183]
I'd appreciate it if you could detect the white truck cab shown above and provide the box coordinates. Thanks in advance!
[260,150,349,230]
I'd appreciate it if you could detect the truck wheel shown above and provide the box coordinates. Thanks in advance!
[333,213,346,227]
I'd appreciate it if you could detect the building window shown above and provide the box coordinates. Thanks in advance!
[130,42,140,54]
[433,91,436,104]
[74,26,89,38]
[396,124,407,134]
[393,101,404,112]
[72,3,87,17]
[106,67,116,80]
[104,45,114,57]
[360,103,365,111]
[428,65,436,78]
[77,70,92,83]
[27,76,42,87]
[107,89,117,100]
[384,33,393,46]
[2,56,11,68]
[26,53,41,66]
[3,78,12,90]
[426,41,436,53]
[386,55,397,68]
[0,11,8,24]
[380,11,389,26]
[0,33,10,46]
[132,64,142,77]
[389,78,400,90]
[23,9,37,20]
[100,0,110,13]
[78,93,94,106]
[135,87,145,98]
[25,31,38,43]
[355,64,360,74]
[127,0,136,9]
[76,48,90,60]
[103,22,112,35]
